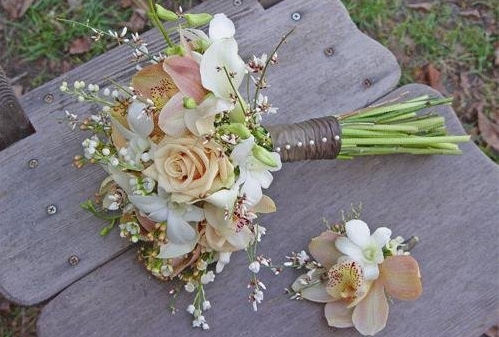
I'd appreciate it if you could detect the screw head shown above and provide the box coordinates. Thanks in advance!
[46,204,57,215]
[28,159,39,168]
[291,12,301,21]
[43,93,54,103]
[363,78,373,88]
[324,46,335,56]
[68,255,80,266]
[233,0,242,5]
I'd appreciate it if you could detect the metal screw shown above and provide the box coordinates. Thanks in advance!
[28,159,39,168]
[43,93,54,103]
[291,12,301,21]
[233,0,242,6]
[46,204,57,215]
[68,255,80,266]
[324,46,335,56]
[363,78,373,88]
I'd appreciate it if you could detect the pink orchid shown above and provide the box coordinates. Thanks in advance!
[292,229,422,336]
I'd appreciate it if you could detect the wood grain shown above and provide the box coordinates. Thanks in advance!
[37,84,499,337]
[0,66,35,150]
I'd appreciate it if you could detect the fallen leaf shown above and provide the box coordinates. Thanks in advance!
[478,110,499,151]
[12,84,23,98]
[407,2,434,12]
[126,9,147,32]
[69,37,91,55]
[0,0,35,19]
[414,63,444,93]
[459,9,481,20]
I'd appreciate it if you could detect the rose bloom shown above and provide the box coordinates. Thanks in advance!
[143,136,235,203]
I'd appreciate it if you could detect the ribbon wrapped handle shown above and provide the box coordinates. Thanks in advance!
[266,116,342,162]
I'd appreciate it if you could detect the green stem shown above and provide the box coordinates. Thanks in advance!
[148,0,175,47]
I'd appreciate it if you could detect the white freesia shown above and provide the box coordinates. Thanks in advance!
[335,219,392,280]
[230,136,282,206]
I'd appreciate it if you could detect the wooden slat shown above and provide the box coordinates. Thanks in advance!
[37,84,499,337]
[0,0,267,306]
[0,66,35,150]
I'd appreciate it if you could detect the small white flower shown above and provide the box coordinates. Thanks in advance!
[103,88,111,96]
[200,271,215,284]
[202,323,210,330]
[335,219,392,280]
[185,282,196,292]
[202,300,211,310]
[248,261,261,274]
[186,304,195,314]
[102,148,110,156]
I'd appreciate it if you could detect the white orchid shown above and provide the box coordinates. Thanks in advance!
[230,136,282,206]
[200,13,246,100]
[335,219,392,280]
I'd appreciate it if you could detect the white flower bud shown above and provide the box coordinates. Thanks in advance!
[248,261,261,274]
[186,304,195,314]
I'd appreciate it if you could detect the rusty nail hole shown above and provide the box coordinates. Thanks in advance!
[44,93,54,103]
[324,46,335,56]
[68,255,80,266]
[28,158,39,168]
[233,0,242,5]
[363,78,373,88]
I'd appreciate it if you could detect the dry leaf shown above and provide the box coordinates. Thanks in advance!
[478,111,499,151]
[0,0,35,19]
[459,9,481,20]
[126,9,147,32]
[407,2,434,12]
[69,37,91,55]
[12,84,23,98]
[414,63,444,93]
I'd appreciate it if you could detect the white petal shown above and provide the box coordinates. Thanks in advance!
[158,242,196,259]
[363,263,380,281]
[158,93,189,137]
[110,116,136,141]
[127,101,153,137]
[251,169,273,189]
[200,39,245,99]
[231,136,254,165]
[209,13,235,40]
[128,195,168,217]
[335,238,365,261]
[107,165,134,194]
[240,175,263,206]
[167,212,197,243]
[204,189,238,209]
[226,226,252,250]
[371,227,392,247]
[345,219,371,248]
[183,205,205,222]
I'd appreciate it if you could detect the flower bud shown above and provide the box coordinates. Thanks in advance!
[184,13,213,27]
[248,261,261,274]
[155,4,178,21]
[252,144,279,167]
[183,97,197,109]
[165,45,185,56]
[219,123,251,139]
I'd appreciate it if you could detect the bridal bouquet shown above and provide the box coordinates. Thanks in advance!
[287,209,422,336]
[60,3,467,329]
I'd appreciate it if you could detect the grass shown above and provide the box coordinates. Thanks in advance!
[0,0,497,336]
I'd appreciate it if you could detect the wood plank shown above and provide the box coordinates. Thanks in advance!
[0,66,35,150]
[38,83,499,337]
[0,0,266,306]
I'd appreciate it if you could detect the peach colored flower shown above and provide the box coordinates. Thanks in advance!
[143,136,234,203]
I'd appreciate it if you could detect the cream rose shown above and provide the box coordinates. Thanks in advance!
[143,136,234,203]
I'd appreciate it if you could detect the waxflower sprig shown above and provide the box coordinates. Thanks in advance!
[287,209,422,336]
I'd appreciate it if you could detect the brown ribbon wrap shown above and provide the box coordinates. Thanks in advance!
[265,116,342,162]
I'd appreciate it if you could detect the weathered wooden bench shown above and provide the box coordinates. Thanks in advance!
[1,0,497,336]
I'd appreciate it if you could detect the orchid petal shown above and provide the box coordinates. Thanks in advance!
[291,275,333,303]
[226,226,252,250]
[107,165,134,195]
[183,205,205,222]
[251,168,273,189]
[204,189,238,209]
[167,212,198,244]
[200,39,245,99]
[128,195,169,221]
[208,13,235,40]
[345,219,371,248]
[110,116,136,141]
[309,230,343,269]
[335,237,364,262]
[158,241,196,259]
[163,56,206,102]
[324,301,354,328]
[253,195,276,214]
[230,136,254,164]
[127,101,153,137]
[158,93,189,137]
[380,255,422,300]
[132,63,177,107]
[352,280,389,336]
[362,263,380,281]
[240,175,263,206]
[372,227,392,247]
